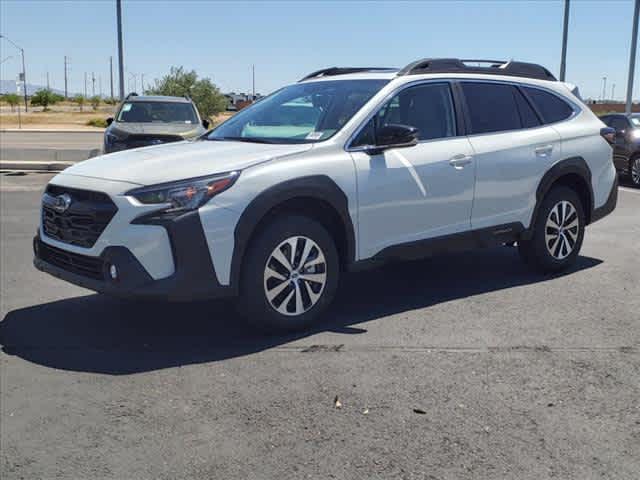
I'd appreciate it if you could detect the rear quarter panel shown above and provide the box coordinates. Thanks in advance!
[551,110,616,209]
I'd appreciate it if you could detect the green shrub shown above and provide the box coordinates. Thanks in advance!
[30,89,60,111]
[86,118,107,128]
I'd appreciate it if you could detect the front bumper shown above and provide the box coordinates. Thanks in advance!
[34,210,234,301]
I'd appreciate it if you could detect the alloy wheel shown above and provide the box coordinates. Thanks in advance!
[263,236,327,316]
[544,200,579,260]
[632,157,640,186]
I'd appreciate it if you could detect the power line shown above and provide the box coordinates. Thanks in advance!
[559,0,570,81]
[116,0,125,100]
[64,56,68,99]
[626,0,639,114]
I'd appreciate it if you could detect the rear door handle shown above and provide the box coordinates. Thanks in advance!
[449,154,473,169]
[535,145,554,157]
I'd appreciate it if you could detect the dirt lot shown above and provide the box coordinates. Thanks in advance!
[0,102,233,130]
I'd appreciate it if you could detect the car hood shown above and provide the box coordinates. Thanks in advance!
[109,122,204,137]
[63,140,314,186]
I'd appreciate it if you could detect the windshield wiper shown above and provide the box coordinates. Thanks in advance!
[207,136,277,144]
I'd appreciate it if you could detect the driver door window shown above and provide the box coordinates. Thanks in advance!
[352,83,456,147]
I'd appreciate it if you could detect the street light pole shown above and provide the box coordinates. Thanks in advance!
[1,35,28,112]
[116,0,125,100]
[560,0,570,81]
[626,0,639,114]
[602,77,607,102]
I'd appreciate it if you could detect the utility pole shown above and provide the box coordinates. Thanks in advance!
[602,77,607,102]
[110,56,114,100]
[141,73,144,93]
[84,72,87,98]
[116,0,125,99]
[612,83,616,101]
[252,64,255,99]
[559,0,570,81]
[46,71,50,90]
[92,72,96,96]
[99,76,102,98]
[626,0,639,114]
[1,35,29,111]
[64,56,68,99]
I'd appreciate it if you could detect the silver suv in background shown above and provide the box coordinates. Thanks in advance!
[103,94,210,153]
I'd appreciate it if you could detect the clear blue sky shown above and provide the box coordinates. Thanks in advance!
[1,0,638,100]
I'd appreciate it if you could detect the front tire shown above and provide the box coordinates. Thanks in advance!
[519,186,585,273]
[238,215,339,333]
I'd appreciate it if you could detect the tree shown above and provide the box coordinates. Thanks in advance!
[73,94,86,112]
[146,66,227,119]
[30,89,60,111]
[4,93,20,112]
[89,95,101,111]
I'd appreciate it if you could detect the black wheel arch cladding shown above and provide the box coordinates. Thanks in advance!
[524,156,595,240]
[230,175,356,288]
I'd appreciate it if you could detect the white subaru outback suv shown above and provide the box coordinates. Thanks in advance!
[34,58,618,332]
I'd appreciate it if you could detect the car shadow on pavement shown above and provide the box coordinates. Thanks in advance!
[0,247,602,375]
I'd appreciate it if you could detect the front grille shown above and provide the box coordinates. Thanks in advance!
[126,134,183,148]
[38,240,105,280]
[42,185,118,248]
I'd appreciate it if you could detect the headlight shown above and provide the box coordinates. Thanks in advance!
[126,171,239,213]
[631,129,640,140]
[105,129,126,145]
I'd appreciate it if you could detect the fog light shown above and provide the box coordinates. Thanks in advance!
[109,264,118,280]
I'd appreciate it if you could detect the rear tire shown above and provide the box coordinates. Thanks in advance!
[518,186,585,273]
[237,215,339,333]
[630,156,640,187]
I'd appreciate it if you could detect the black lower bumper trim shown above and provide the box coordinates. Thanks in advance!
[34,213,234,301]
[591,175,618,224]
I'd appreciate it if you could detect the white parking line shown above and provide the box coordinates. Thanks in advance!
[619,186,640,194]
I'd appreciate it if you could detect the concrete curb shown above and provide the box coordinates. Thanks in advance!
[0,160,75,172]
[0,147,100,162]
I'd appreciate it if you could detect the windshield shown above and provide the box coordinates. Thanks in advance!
[631,116,640,128]
[117,101,198,124]
[207,80,388,144]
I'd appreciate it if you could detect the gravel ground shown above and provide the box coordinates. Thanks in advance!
[1,172,639,479]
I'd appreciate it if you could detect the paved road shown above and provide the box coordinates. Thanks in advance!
[0,131,103,150]
[1,172,639,479]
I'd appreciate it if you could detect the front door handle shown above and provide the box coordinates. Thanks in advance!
[535,145,554,157]
[449,154,473,169]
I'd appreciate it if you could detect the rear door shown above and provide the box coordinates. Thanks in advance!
[459,81,562,230]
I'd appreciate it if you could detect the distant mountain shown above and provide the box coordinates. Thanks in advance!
[0,79,67,96]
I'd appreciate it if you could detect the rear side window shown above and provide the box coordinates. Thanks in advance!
[514,89,541,128]
[522,87,574,124]
[461,82,523,134]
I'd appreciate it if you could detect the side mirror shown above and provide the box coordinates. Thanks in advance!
[366,124,418,154]
[202,119,210,129]
[106,117,114,126]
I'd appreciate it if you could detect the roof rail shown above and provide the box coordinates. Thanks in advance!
[397,58,556,81]
[300,67,397,82]
[126,92,139,99]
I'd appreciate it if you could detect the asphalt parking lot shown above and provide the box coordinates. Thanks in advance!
[1,172,639,480]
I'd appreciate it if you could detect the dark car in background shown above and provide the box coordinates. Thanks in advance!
[103,94,210,153]
[600,113,640,187]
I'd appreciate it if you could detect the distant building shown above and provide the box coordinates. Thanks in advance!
[224,92,263,111]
